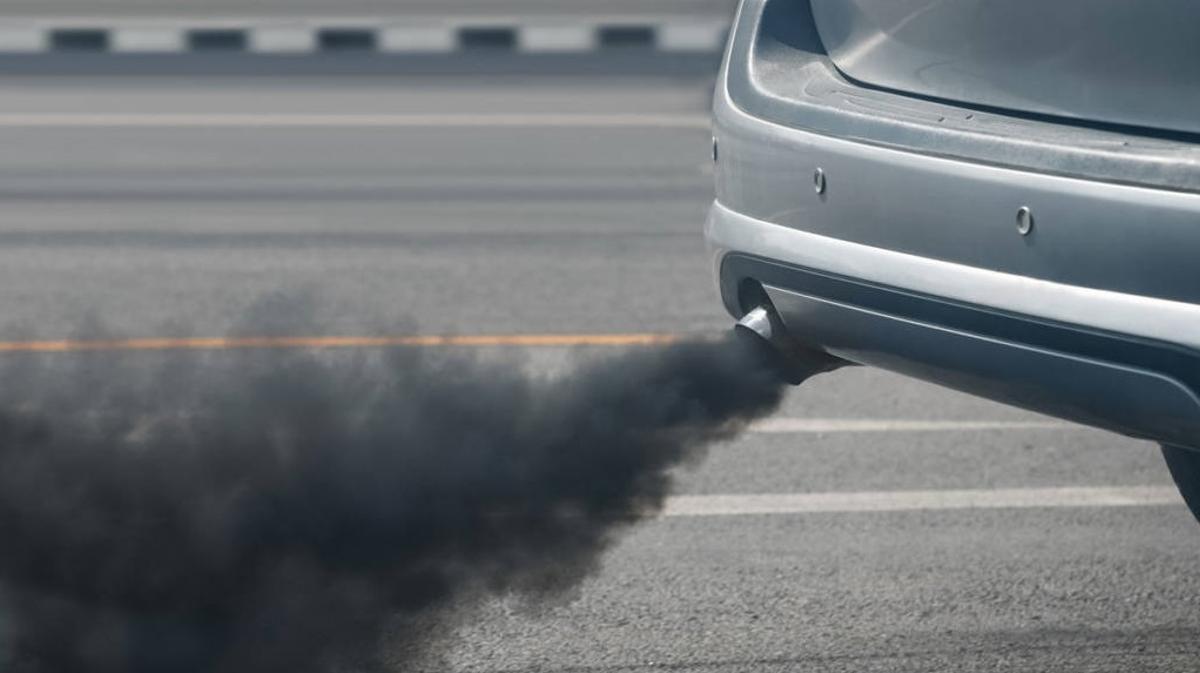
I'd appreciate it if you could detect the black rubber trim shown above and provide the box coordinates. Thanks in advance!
[724,0,1200,194]
[720,253,1200,397]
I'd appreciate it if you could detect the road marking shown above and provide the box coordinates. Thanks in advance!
[0,113,711,130]
[749,419,1073,434]
[0,333,684,353]
[662,486,1182,517]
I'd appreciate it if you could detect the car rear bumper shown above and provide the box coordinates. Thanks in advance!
[709,203,1200,449]
[709,0,1200,448]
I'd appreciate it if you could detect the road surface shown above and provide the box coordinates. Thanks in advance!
[0,70,1195,671]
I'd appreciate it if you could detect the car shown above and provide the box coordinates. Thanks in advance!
[707,0,1200,523]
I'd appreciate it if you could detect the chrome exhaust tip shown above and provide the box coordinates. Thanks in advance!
[734,306,778,343]
[734,305,846,385]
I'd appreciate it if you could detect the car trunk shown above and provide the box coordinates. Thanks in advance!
[809,0,1200,136]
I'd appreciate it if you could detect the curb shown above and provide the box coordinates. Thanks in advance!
[0,18,730,54]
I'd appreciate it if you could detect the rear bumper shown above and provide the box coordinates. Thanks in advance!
[709,0,1200,448]
[708,204,1200,449]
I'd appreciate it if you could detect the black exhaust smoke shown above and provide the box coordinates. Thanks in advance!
[0,317,818,672]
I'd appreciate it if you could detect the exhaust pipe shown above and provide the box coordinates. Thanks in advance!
[734,305,845,385]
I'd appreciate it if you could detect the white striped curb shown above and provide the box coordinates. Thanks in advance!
[0,18,730,54]
[250,28,316,53]
[379,26,456,53]
[0,28,44,52]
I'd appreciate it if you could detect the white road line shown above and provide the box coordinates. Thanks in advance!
[0,113,711,129]
[663,486,1182,517]
[749,418,1075,434]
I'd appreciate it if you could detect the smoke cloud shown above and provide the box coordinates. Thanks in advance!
[0,317,803,672]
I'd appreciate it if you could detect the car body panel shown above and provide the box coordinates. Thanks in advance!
[709,0,1200,449]
[810,0,1200,136]
[710,221,1200,449]
[727,0,1200,193]
[715,94,1200,307]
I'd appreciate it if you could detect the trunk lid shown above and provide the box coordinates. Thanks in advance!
[810,0,1200,136]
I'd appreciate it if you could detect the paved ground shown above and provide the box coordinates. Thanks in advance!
[0,72,1195,671]
[0,0,738,19]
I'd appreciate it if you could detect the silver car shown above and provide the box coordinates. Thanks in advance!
[708,0,1200,522]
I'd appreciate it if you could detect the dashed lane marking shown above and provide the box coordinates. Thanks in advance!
[750,419,1073,434]
[663,486,1182,517]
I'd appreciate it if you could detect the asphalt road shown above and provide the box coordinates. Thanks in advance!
[0,0,737,19]
[0,72,1196,671]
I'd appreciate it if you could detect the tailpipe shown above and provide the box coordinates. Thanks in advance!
[734,305,845,385]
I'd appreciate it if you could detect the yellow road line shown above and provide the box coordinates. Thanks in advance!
[0,333,685,353]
